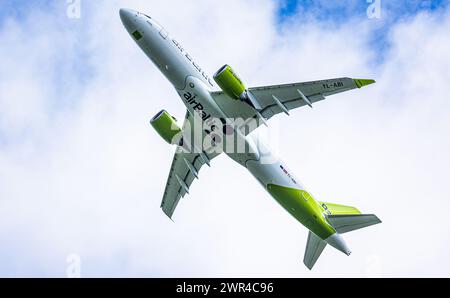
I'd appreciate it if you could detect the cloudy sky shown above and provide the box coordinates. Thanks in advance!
[1,0,450,277]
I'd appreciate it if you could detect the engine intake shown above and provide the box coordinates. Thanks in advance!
[213,65,247,100]
[213,65,261,109]
[150,110,182,145]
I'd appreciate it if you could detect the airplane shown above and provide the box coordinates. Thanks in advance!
[120,8,381,270]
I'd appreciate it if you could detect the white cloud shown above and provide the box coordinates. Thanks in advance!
[1,0,450,277]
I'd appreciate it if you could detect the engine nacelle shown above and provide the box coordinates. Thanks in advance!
[150,110,182,145]
[213,64,261,109]
[213,64,247,100]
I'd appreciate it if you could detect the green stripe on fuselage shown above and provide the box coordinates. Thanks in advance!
[267,184,335,239]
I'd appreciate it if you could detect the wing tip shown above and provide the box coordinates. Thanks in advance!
[353,78,376,88]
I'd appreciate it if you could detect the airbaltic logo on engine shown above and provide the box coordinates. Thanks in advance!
[183,92,211,121]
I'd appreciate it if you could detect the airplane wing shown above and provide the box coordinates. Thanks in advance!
[211,78,375,135]
[160,111,220,219]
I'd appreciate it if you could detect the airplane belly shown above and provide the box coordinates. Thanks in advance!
[244,138,302,189]
[244,140,335,239]
[140,37,189,89]
[178,76,227,122]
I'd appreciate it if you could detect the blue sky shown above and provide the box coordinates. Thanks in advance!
[0,0,56,24]
[3,1,449,24]
[277,0,450,61]
[278,0,449,20]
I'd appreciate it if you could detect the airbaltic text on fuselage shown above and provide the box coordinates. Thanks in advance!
[183,91,211,121]
[172,39,214,87]
[177,93,273,159]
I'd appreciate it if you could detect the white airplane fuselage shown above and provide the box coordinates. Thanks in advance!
[120,9,350,255]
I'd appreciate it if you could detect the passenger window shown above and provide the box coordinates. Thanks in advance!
[159,28,168,39]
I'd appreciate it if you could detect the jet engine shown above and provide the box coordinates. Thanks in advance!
[213,65,261,109]
[150,110,183,145]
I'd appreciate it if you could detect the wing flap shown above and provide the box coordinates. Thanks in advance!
[248,77,356,109]
[211,77,373,135]
[160,111,221,219]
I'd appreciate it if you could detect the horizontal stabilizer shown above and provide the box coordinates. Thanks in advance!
[303,231,327,270]
[327,214,382,234]
[320,202,361,215]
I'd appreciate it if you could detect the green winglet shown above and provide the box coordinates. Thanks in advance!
[353,78,376,88]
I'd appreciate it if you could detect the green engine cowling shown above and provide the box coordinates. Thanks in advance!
[150,110,182,145]
[213,65,247,100]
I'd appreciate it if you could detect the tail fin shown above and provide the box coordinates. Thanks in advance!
[320,201,361,215]
[303,202,382,270]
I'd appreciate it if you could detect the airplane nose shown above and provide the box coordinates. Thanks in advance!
[119,8,135,28]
